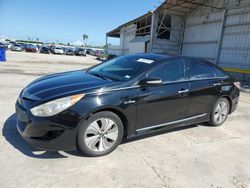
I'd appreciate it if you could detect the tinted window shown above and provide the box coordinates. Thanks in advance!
[213,67,228,78]
[189,61,215,80]
[148,59,185,82]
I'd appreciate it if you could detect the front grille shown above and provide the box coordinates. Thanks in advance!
[17,121,27,132]
[31,130,64,140]
[16,104,29,123]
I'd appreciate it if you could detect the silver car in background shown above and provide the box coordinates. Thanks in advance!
[11,44,23,51]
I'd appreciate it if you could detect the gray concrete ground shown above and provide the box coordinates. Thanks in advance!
[0,51,250,188]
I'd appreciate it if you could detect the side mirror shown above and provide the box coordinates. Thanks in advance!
[139,78,163,86]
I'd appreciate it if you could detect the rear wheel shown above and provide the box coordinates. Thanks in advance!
[209,98,230,126]
[77,111,124,157]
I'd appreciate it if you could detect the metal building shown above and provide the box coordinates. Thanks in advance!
[106,0,250,81]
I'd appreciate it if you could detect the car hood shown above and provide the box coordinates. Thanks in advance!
[21,70,115,102]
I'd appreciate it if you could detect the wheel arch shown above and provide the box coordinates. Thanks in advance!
[220,95,233,114]
[88,107,129,139]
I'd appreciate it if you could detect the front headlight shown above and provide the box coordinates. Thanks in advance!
[30,94,85,117]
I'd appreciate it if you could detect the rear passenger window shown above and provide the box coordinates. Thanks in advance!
[147,59,185,82]
[213,67,228,78]
[189,61,215,80]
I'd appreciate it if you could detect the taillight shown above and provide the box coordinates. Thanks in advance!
[234,82,241,89]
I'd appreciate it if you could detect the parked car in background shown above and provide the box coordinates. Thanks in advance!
[19,43,27,49]
[40,46,50,54]
[6,43,12,49]
[75,48,86,56]
[36,45,42,50]
[11,44,23,51]
[0,42,12,49]
[25,44,37,53]
[53,47,64,54]
[0,42,8,49]
[89,49,96,56]
[49,46,54,53]
[65,48,75,55]
[85,48,92,55]
[93,50,99,56]
[96,50,106,60]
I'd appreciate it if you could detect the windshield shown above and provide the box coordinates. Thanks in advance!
[88,55,154,81]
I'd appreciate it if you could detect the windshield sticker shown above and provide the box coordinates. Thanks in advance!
[137,58,154,64]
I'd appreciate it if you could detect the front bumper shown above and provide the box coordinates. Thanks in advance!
[15,102,77,151]
[12,48,22,51]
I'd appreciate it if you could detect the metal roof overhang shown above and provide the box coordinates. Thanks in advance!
[107,0,224,38]
[107,11,153,38]
[156,0,224,16]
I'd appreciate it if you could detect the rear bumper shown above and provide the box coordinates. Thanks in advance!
[230,96,239,114]
[229,87,240,114]
[54,51,64,54]
[11,48,22,51]
[40,51,50,54]
[25,48,37,52]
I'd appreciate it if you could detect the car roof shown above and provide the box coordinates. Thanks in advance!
[123,53,171,62]
[121,54,222,67]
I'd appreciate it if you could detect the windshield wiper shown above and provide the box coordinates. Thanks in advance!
[89,72,112,81]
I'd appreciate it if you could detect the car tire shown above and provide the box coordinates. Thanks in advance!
[77,111,124,157]
[208,98,230,126]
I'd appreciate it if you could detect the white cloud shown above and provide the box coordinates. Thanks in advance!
[0,34,16,41]
[71,40,84,46]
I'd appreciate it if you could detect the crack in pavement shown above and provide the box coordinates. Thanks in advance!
[131,144,169,188]
[185,136,250,146]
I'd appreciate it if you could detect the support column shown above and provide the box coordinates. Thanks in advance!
[216,9,226,65]
[149,12,158,53]
[179,16,187,55]
[120,28,125,55]
[105,35,108,54]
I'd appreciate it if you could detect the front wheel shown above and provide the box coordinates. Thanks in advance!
[208,98,230,126]
[77,111,124,157]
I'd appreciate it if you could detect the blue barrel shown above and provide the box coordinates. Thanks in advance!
[0,47,6,62]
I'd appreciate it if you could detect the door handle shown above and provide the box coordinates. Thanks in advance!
[213,82,222,86]
[178,89,189,94]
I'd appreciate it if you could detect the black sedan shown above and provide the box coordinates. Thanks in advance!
[65,48,75,55]
[16,54,240,156]
[75,48,86,56]
[40,46,50,54]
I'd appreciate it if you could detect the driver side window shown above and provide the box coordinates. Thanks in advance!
[147,59,186,82]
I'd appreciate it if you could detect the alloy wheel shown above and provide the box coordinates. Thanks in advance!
[214,101,228,124]
[84,118,119,152]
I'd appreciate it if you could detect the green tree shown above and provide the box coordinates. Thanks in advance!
[82,34,88,46]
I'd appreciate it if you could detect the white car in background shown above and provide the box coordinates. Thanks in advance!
[53,47,64,54]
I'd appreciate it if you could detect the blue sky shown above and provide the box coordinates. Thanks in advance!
[0,0,159,45]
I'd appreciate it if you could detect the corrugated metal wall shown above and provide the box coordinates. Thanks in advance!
[182,10,225,61]
[152,39,180,54]
[219,7,250,71]
[181,0,250,81]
